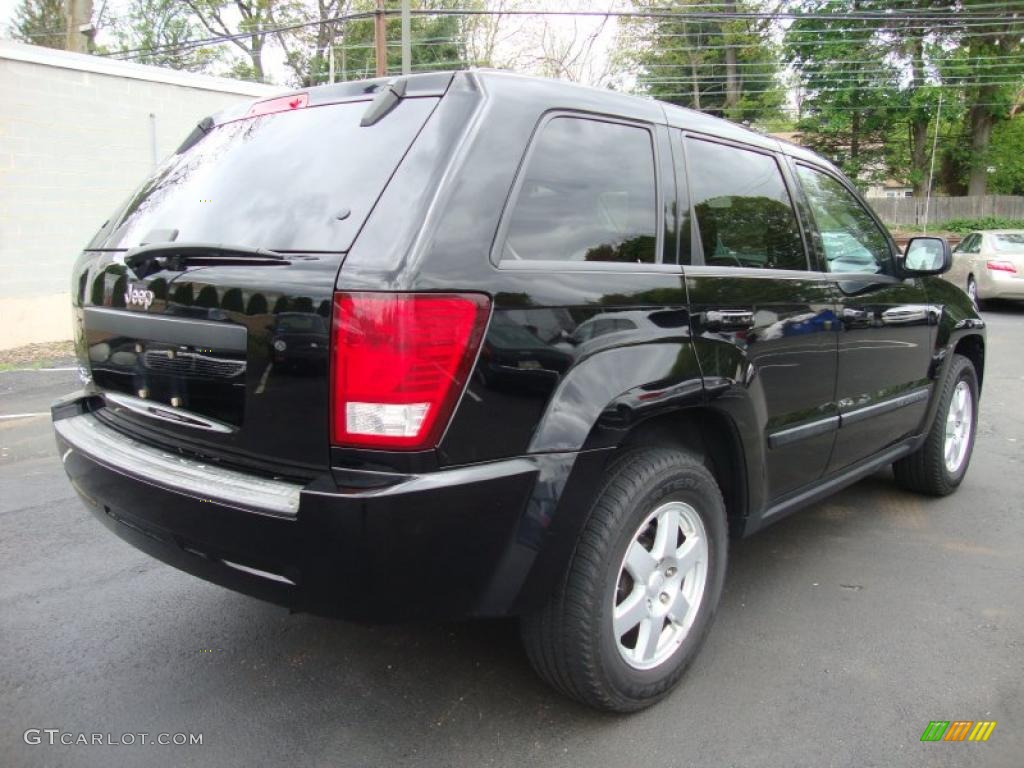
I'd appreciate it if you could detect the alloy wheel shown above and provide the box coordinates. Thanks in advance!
[944,380,973,474]
[613,501,709,670]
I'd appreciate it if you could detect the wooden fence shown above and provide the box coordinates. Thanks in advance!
[869,195,1024,227]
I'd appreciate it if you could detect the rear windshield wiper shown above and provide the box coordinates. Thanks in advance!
[124,242,289,277]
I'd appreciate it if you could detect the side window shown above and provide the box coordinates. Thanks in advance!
[796,165,893,275]
[962,234,982,253]
[954,234,973,253]
[686,138,807,271]
[501,117,658,264]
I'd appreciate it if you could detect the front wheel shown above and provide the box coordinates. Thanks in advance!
[967,276,988,311]
[894,353,979,496]
[521,447,728,712]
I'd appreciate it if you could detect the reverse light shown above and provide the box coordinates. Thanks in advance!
[986,259,1017,274]
[246,93,309,118]
[331,292,491,450]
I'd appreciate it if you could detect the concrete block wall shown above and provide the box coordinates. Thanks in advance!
[0,41,280,349]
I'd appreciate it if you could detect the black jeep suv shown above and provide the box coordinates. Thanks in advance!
[52,71,984,712]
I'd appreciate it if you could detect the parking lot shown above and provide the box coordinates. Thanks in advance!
[1,306,1021,768]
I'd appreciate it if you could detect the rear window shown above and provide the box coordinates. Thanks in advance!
[102,98,438,252]
[992,234,1024,252]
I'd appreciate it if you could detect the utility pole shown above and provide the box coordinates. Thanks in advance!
[374,0,387,77]
[64,0,94,53]
[923,92,943,235]
[401,0,411,76]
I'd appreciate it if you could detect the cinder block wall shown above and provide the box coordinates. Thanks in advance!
[0,41,280,350]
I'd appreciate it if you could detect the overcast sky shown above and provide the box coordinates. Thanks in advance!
[0,1,628,88]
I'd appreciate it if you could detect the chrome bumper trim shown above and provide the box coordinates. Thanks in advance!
[54,412,301,518]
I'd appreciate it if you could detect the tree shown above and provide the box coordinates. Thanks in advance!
[110,0,224,72]
[7,0,65,50]
[785,0,901,184]
[624,0,785,124]
[954,0,1024,195]
[183,0,287,81]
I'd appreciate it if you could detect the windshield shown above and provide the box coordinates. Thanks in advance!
[100,98,438,252]
[992,234,1024,252]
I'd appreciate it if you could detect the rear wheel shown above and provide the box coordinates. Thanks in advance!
[894,354,979,496]
[521,447,728,712]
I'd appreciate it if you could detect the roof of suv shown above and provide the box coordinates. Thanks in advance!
[227,69,835,172]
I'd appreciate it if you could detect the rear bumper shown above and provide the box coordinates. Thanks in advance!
[978,270,1024,300]
[53,398,586,621]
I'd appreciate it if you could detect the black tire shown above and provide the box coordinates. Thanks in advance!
[967,276,988,311]
[521,447,728,712]
[893,354,979,496]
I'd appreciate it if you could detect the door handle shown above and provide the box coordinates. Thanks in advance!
[703,309,755,331]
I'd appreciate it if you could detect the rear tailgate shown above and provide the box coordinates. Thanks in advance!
[73,88,444,475]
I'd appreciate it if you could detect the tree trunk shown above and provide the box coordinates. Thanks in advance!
[722,0,739,113]
[908,35,930,196]
[967,99,995,196]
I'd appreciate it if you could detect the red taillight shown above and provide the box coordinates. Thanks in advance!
[986,259,1017,274]
[330,292,491,450]
[246,93,308,118]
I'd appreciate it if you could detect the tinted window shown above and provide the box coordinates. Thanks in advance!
[796,165,892,274]
[502,117,658,263]
[103,98,438,252]
[686,139,806,270]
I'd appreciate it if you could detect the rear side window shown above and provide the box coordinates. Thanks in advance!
[686,138,806,271]
[102,98,438,252]
[501,117,658,264]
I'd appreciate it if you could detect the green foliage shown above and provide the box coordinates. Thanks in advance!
[318,0,473,88]
[785,0,902,183]
[624,0,784,124]
[941,216,1024,234]
[987,118,1024,195]
[109,0,224,72]
[8,0,65,50]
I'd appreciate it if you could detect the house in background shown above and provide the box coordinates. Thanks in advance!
[865,179,914,199]
[769,131,913,199]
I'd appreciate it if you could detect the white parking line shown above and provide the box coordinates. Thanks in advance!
[0,413,48,420]
[2,367,78,373]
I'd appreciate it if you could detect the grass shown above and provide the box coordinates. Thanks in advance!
[0,341,75,372]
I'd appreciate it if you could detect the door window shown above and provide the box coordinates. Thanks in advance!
[686,138,807,271]
[501,117,658,264]
[796,165,893,275]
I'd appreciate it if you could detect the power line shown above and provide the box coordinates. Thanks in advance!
[102,6,1024,62]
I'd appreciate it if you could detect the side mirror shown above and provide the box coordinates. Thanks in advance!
[902,236,952,276]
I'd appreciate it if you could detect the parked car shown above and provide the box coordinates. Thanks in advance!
[945,229,1024,309]
[52,71,985,713]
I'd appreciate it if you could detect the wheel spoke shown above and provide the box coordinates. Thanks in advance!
[635,617,663,663]
[675,536,702,577]
[651,506,680,560]
[613,588,649,638]
[667,588,692,625]
[624,540,657,582]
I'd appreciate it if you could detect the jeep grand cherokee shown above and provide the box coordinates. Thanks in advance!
[52,71,985,712]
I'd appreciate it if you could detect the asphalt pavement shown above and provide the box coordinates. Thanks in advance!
[2,306,1022,768]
